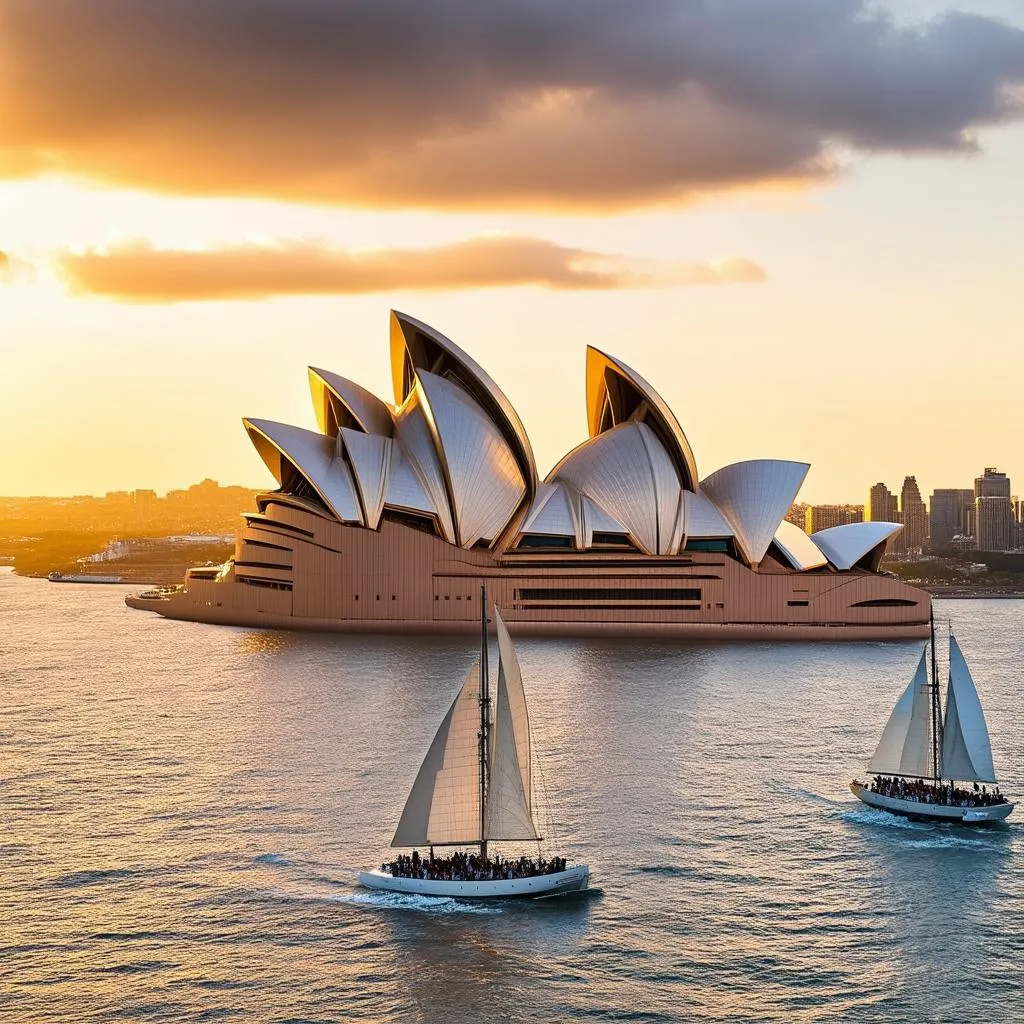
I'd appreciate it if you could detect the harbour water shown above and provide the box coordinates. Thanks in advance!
[3,569,1022,1022]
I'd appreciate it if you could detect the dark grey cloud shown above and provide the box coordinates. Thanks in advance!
[1,1,1022,207]
[55,237,765,301]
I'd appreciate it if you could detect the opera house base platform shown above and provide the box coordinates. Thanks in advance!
[125,500,931,642]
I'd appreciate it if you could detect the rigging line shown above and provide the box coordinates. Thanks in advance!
[532,724,559,853]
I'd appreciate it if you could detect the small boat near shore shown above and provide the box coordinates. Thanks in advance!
[852,613,1014,825]
[47,571,125,584]
[359,587,589,899]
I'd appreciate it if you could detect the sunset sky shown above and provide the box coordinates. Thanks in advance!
[1,0,1022,503]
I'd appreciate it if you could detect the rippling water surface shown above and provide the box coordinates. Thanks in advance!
[3,569,1022,1022]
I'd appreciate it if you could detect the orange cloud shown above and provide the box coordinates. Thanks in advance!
[56,238,766,302]
[1,1,1021,209]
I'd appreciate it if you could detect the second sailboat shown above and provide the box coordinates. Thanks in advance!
[851,614,1014,824]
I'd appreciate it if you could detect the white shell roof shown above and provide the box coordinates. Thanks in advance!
[586,347,699,490]
[580,495,630,545]
[773,519,829,571]
[683,489,734,539]
[244,418,363,524]
[393,385,457,544]
[384,443,438,519]
[521,482,579,539]
[309,367,394,437]
[699,460,809,564]
[811,521,903,571]
[390,310,537,494]
[341,428,393,529]
[243,313,891,577]
[548,422,682,555]
[417,370,527,548]
[667,491,686,553]
[519,481,633,549]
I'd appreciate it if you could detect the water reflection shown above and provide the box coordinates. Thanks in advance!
[372,893,598,1024]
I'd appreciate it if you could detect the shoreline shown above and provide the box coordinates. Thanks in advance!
[925,590,1024,599]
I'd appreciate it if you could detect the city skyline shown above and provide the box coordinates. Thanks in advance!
[1,1,1023,500]
[3,463,1020,513]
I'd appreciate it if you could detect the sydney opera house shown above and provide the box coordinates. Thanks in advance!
[127,312,930,639]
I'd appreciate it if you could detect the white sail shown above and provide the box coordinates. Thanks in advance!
[868,649,934,777]
[940,634,997,783]
[484,610,538,841]
[391,662,481,847]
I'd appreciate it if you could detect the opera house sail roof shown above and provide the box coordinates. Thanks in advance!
[126,311,931,640]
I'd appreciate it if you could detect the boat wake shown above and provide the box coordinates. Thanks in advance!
[902,834,998,851]
[836,806,1010,848]
[834,805,930,830]
[329,890,502,915]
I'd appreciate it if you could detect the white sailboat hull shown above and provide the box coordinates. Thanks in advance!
[357,864,590,899]
[851,783,1014,824]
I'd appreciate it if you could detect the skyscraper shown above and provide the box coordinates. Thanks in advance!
[867,483,898,523]
[975,467,1011,498]
[974,468,1012,552]
[899,476,928,553]
[976,496,1012,551]
[929,488,974,550]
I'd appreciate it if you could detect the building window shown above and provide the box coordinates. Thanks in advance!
[517,535,574,549]
[684,539,730,553]
[517,587,701,602]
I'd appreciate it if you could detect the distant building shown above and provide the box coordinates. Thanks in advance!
[929,488,974,550]
[805,504,864,534]
[976,495,1012,552]
[975,467,1011,499]
[189,478,222,497]
[867,483,898,524]
[899,476,928,554]
[973,468,1013,552]
[785,503,808,529]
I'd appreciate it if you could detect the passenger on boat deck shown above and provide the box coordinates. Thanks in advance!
[383,850,568,881]
[863,775,1007,807]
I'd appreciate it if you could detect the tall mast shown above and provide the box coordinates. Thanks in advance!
[478,584,491,859]
[929,605,941,782]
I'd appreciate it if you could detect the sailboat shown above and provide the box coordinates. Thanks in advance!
[358,587,590,898]
[851,613,1015,825]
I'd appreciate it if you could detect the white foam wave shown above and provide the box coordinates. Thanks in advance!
[903,836,989,851]
[253,852,291,866]
[834,806,929,830]
[329,890,501,915]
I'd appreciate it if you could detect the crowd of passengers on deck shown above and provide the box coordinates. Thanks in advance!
[866,775,1007,806]
[384,849,567,881]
